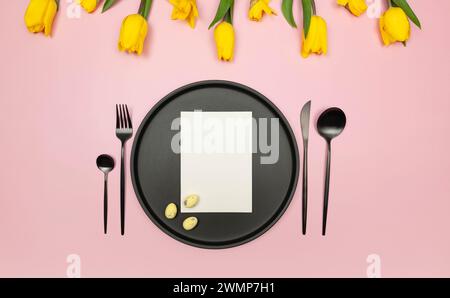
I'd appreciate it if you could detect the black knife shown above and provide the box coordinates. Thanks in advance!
[300,100,311,235]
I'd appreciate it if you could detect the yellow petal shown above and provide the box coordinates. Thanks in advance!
[379,14,391,46]
[301,31,309,58]
[171,10,180,20]
[311,19,323,53]
[383,7,410,42]
[303,17,319,55]
[317,16,328,55]
[348,0,367,17]
[170,0,191,20]
[170,0,198,28]
[192,3,199,18]
[337,0,349,6]
[249,0,276,22]
[187,12,195,28]
[43,0,57,36]
[262,3,275,16]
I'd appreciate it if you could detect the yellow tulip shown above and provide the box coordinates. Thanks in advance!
[337,0,367,17]
[79,0,98,13]
[118,14,148,55]
[214,22,235,62]
[169,0,199,28]
[248,0,276,22]
[301,15,328,58]
[24,0,57,36]
[379,7,410,46]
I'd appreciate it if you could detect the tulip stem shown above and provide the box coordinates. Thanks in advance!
[224,10,232,24]
[138,0,153,20]
[311,0,316,15]
[224,1,234,24]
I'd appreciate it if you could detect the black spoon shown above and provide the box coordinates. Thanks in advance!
[96,154,115,234]
[317,108,346,236]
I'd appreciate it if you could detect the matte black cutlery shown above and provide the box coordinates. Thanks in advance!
[317,108,346,236]
[96,154,115,234]
[115,104,133,235]
[300,100,311,235]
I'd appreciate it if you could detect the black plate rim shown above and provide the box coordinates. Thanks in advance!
[130,80,299,249]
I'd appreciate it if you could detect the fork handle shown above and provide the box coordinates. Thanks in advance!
[120,144,125,236]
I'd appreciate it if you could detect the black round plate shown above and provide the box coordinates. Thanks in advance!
[131,81,299,249]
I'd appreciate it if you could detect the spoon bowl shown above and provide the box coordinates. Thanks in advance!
[97,155,115,174]
[317,108,346,235]
[317,108,346,141]
[97,154,115,234]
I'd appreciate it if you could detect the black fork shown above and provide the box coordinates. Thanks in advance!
[115,104,133,235]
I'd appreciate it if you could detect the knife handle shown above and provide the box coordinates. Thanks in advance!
[302,143,308,235]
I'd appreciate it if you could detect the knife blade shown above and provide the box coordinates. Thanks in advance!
[300,101,311,141]
[300,100,311,235]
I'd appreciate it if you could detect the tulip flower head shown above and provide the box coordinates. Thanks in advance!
[118,14,148,55]
[214,22,235,61]
[248,0,276,22]
[337,0,367,17]
[169,0,199,28]
[24,0,58,36]
[379,7,410,46]
[301,15,328,58]
[79,0,98,13]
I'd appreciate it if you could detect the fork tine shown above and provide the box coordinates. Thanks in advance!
[122,104,127,128]
[121,104,128,129]
[124,105,132,129]
[119,104,124,129]
[120,104,127,128]
[116,104,120,129]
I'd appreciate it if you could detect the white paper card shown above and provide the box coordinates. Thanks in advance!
[180,111,252,213]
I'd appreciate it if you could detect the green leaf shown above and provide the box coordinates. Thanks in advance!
[281,0,297,28]
[138,0,153,19]
[302,0,313,37]
[391,0,421,28]
[209,0,233,29]
[102,0,117,13]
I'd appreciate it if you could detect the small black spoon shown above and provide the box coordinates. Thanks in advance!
[96,154,115,234]
[317,108,346,236]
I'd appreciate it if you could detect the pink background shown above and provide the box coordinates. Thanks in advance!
[1,1,449,277]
